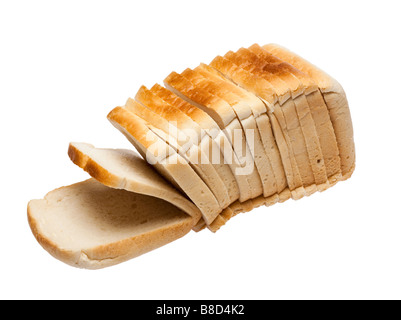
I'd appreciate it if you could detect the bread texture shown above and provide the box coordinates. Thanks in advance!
[28,179,194,269]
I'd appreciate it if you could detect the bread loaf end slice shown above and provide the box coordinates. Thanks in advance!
[28,179,194,269]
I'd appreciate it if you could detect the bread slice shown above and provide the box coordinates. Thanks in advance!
[164,71,263,200]
[210,55,306,200]
[250,44,342,185]
[181,68,277,198]
[107,106,221,225]
[224,49,317,196]
[68,142,201,221]
[262,44,355,179]
[127,92,230,209]
[28,179,194,269]
[148,84,241,205]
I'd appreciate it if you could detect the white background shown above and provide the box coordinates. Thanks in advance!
[1,0,400,300]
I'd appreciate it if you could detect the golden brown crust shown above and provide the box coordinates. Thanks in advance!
[209,55,305,197]
[251,44,342,183]
[226,49,317,190]
[262,44,355,178]
[150,84,218,130]
[68,143,119,187]
[165,72,230,128]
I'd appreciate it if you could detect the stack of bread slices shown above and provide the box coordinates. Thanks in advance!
[28,44,355,269]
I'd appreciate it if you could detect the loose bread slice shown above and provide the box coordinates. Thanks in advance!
[28,179,194,269]
[181,68,277,198]
[126,93,230,209]
[210,55,306,200]
[164,72,263,200]
[107,106,221,225]
[249,44,341,186]
[262,44,355,179]
[68,142,202,222]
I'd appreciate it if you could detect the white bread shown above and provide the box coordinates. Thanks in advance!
[107,106,221,225]
[28,179,194,269]
[68,142,201,222]
[262,44,355,179]
[126,94,230,209]
[164,71,264,200]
